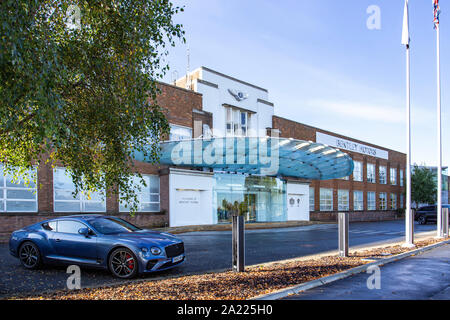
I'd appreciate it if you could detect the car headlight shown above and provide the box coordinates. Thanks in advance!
[150,246,162,255]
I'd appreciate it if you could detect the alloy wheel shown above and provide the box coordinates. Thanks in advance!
[110,249,137,278]
[19,242,40,269]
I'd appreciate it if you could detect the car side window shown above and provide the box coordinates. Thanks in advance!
[57,220,87,234]
[42,221,57,231]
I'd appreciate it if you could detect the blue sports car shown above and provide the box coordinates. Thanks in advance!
[9,215,185,279]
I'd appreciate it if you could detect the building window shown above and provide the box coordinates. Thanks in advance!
[0,165,37,212]
[367,192,376,211]
[169,124,192,141]
[379,192,387,210]
[120,174,160,212]
[400,194,404,208]
[379,166,387,184]
[338,190,349,211]
[390,193,397,210]
[53,168,106,213]
[390,168,397,185]
[320,188,333,211]
[367,163,376,183]
[309,187,315,211]
[225,106,250,136]
[353,190,364,211]
[353,161,363,182]
[400,169,404,187]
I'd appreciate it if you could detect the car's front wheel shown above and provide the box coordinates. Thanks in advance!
[418,215,427,225]
[108,248,138,279]
[19,241,42,269]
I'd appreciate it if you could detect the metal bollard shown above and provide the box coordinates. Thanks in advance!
[338,212,349,257]
[443,207,449,238]
[232,215,245,272]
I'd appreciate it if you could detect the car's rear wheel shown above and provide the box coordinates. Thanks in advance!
[19,241,42,269]
[418,215,427,225]
[108,248,138,279]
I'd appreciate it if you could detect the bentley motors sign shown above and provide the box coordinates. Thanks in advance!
[316,132,389,160]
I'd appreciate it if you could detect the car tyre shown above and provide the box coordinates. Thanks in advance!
[418,215,427,225]
[108,247,138,279]
[18,241,42,270]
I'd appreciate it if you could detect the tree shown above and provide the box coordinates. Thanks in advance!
[411,165,437,208]
[0,0,185,212]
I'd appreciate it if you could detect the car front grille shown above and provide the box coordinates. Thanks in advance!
[165,242,184,258]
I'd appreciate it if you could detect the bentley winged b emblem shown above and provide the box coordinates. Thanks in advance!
[228,89,249,101]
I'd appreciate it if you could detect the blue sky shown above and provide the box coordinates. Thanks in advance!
[163,0,449,167]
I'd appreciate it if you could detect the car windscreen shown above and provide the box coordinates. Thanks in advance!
[88,217,142,235]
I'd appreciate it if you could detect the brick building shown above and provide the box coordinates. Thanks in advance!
[0,67,407,237]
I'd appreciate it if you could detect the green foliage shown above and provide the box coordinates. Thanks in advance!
[411,165,437,207]
[0,0,185,213]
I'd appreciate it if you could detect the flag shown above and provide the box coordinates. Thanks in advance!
[434,0,441,29]
[402,0,410,46]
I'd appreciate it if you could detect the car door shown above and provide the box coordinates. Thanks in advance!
[50,220,98,263]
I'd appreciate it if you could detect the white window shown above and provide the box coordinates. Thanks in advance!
[338,190,349,211]
[400,169,404,187]
[353,161,363,182]
[353,190,364,211]
[390,168,397,185]
[169,124,192,141]
[367,192,376,211]
[53,168,106,212]
[379,166,387,184]
[0,165,37,212]
[367,163,376,183]
[120,174,160,212]
[320,188,333,211]
[390,193,397,210]
[225,106,250,136]
[379,192,387,210]
[309,187,315,211]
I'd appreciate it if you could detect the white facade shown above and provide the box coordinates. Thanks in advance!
[168,168,215,227]
[180,67,274,138]
[286,182,310,221]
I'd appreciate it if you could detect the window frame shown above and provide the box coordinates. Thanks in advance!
[379,165,387,184]
[119,174,161,213]
[367,191,376,211]
[353,161,363,182]
[53,167,106,213]
[353,190,364,211]
[390,167,397,185]
[390,193,397,210]
[379,192,387,210]
[367,163,376,183]
[320,188,333,211]
[309,187,315,211]
[338,189,349,211]
[0,165,38,213]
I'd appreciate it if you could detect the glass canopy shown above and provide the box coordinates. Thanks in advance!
[134,137,354,180]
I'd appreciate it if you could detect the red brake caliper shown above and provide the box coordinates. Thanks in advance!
[126,254,134,270]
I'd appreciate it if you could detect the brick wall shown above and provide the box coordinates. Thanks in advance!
[272,116,406,222]
[0,82,202,236]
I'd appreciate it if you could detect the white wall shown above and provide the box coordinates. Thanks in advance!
[286,182,310,221]
[169,169,214,227]
[193,67,274,137]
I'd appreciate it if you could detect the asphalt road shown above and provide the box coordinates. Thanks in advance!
[0,220,436,298]
[284,243,450,300]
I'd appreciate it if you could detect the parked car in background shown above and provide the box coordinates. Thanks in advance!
[9,215,185,279]
[414,204,450,225]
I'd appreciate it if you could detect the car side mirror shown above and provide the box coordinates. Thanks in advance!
[78,227,90,237]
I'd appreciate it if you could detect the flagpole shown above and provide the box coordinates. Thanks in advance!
[436,23,443,238]
[405,41,414,247]
[402,0,414,247]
